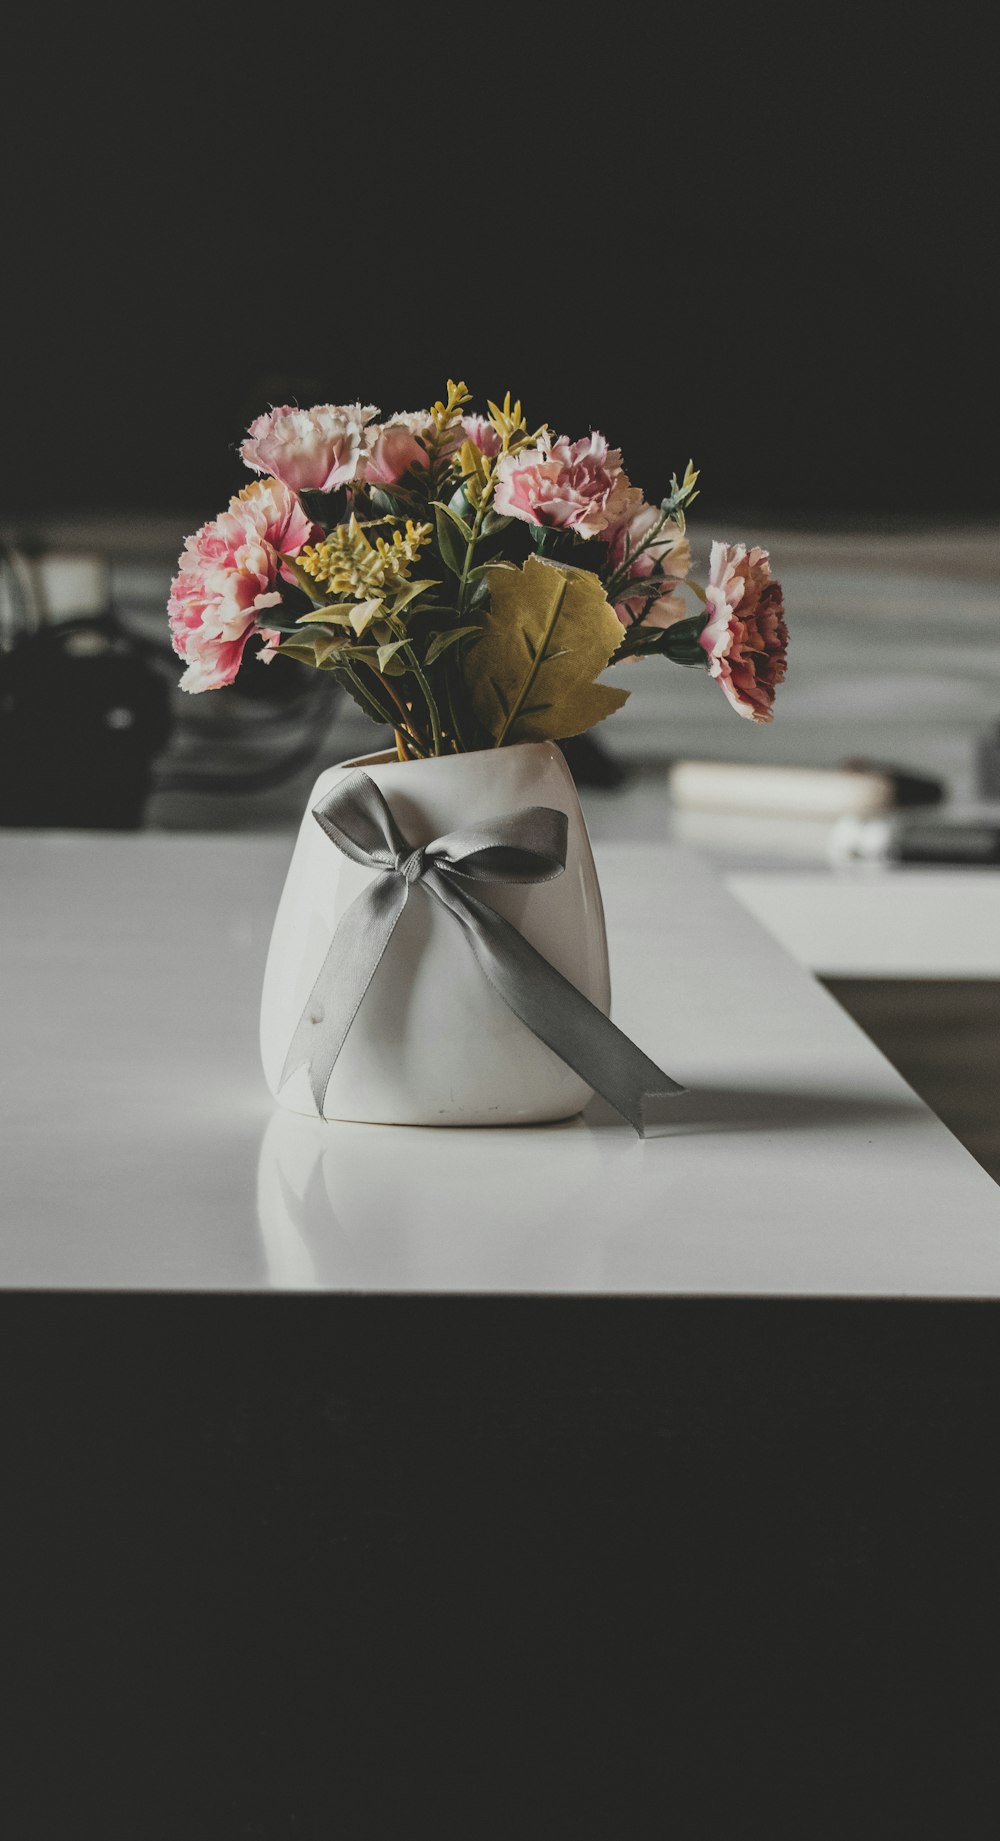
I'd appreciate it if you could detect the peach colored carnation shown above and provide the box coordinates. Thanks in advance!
[698,541,788,723]
[364,409,478,480]
[462,414,502,458]
[606,503,692,628]
[494,432,641,539]
[364,419,430,487]
[241,403,378,493]
[168,479,314,693]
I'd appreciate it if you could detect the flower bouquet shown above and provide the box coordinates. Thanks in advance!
[168,379,787,740]
[169,383,787,1131]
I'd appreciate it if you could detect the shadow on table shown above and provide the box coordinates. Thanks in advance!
[583,1085,929,1137]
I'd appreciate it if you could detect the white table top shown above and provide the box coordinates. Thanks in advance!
[728,867,1000,978]
[2,831,999,1295]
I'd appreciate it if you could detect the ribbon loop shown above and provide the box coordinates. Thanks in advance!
[312,773,409,869]
[279,769,684,1134]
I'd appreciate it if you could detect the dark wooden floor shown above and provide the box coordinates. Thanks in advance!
[824,979,1000,1186]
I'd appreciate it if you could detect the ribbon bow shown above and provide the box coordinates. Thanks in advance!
[280,769,684,1134]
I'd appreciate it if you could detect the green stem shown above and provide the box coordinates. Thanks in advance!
[413,655,444,756]
[386,617,444,757]
[457,496,490,617]
[456,416,543,614]
[341,660,428,756]
[444,660,470,754]
[378,672,431,754]
[604,508,688,604]
[615,578,708,659]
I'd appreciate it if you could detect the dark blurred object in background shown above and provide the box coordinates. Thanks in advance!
[559,733,630,790]
[977,724,1000,800]
[0,548,172,829]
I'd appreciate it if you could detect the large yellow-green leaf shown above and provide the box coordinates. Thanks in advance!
[464,555,628,746]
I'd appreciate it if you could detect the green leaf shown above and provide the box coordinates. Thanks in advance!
[480,510,513,538]
[530,525,575,562]
[375,638,411,673]
[313,634,349,665]
[466,561,516,585]
[277,633,345,668]
[391,578,438,617]
[662,460,700,520]
[464,559,514,611]
[348,597,386,637]
[433,503,470,576]
[278,554,330,606]
[464,555,629,746]
[447,483,475,526]
[276,641,319,666]
[336,665,394,730]
[250,610,309,635]
[424,624,483,666]
[295,604,354,626]
[369,487,401,518]
[432,498,474,544]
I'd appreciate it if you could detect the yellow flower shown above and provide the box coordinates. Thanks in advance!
[296,516,432,602]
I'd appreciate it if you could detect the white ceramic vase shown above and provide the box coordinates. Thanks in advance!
[259,739,611,1126]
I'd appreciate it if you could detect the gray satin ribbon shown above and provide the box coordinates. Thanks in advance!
[280,769,684,1134]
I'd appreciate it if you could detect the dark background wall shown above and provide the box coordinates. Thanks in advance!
[3,19,994,526]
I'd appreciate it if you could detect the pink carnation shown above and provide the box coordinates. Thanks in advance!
[698,541,788,723]
[241,403,378,493]
[168,479,315,693]
[256,627,284,667]
[366,409,502,474]
[364,419,430,487]
[363,409,477,483]
[494,432,641,539]
[606,503,692,628]
[462,414,502,458]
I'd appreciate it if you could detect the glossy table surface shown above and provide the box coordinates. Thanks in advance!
[727,867,1000,978]
[2,830,999,1294]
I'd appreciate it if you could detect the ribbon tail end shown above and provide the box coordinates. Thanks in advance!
[277,1054,329,1120]
[278,1026,330,1120]
[636,1078,688,1138]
